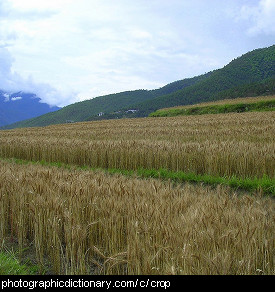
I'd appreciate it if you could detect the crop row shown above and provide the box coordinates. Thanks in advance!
[0,112,274,179]
[0,160,274,275]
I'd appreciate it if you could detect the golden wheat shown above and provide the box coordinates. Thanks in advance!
[0,111,274,178]
[0,111,274,274]
[0,160,274,275]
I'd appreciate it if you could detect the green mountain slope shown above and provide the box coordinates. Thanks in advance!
[127,76,275,118]
[2,44,275,129]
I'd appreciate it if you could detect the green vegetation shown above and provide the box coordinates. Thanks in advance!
[109,168,275,196]
[0,250,38,275]
[2,157,274,196]
[2,73,210,129]
[2,45,274,129]
[150,97,275,117]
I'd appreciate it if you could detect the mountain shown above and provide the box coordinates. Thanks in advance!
[2,44,275,129]
[116,44,275,117]
[1,73,212,129]
[0,91,61,127]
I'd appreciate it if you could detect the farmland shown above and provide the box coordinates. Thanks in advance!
[0,111,274,180]
[150,95,275,117]
[0,110,274,274]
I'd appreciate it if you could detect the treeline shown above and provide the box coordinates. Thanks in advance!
[211,77,275,101]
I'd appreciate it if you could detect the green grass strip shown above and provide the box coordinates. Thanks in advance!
[1,157,274,196]
[149,100,275,117]
[0,251,38,275]
[107,167,274,196]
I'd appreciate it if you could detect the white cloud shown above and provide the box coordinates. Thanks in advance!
[3,93,10,102]
[0,0,274,107]
[0,47,74,106]
[11,96,22,101]
[238,0,275,35]
[8,0,74,12]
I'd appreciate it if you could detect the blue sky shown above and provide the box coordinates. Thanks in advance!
[0,0,274,107]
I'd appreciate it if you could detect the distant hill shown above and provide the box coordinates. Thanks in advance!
[0,91,60,127]
[2,44,275,129]
[119,45,275,118]
[2,73,211,129]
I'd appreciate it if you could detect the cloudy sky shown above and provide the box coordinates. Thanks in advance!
[0,0,274,107]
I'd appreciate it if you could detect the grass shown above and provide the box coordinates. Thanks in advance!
[149,97,275,117]
[2,157,274,196]
[136,168,274,195]
[109,168,275,196]
[0,250,38,275]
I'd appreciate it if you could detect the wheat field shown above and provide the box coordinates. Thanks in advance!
[0,111,274,274]
[0,111,274,179]
[0,160,274,275]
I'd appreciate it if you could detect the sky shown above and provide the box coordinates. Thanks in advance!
[0,0,274,107]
